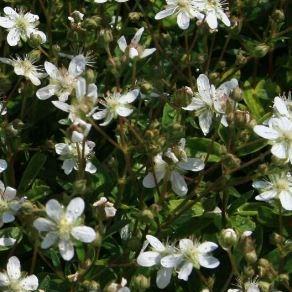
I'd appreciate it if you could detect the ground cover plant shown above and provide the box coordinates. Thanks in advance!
[0,0,291,291]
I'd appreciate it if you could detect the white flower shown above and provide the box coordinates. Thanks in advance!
[137,235,176,289]
[143,138,204,196]
[0,256,38,291]
[33,197,96,261]
[94,0,129,3]
[254,116,292,164]
[161,239,219,281]
[273,93,292,119]
[0,181,23,228]
[117,28,156,59]
[183,74,238,135]
[52,78,98,122]
[0,55,44,86]
[228,277,260,292]
[155,0,204,30]
[36,54,86,102]
[55,139,96,175]
[0,6,46,46]
[0,159,7,173]
[93,197,117,218]
[0,237,16,247]
[92,89,139,126]
[253,172,292,211]
[197,0,231,29]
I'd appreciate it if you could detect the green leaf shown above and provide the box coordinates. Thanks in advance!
[18,153,47,193]
[230,215,256,233]
[162,103,179,128]
[236,137,268,156]
[186,137,225,162]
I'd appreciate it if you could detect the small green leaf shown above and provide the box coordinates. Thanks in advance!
[18,153,47,193]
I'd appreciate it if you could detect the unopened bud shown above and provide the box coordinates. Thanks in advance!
[254,43,270,57]
[141,209,154,222]
[272,10,285,22]
[73,179,87,195]
[29,33,45,47]
[258,281,271,292]
[100,29,113,43]
[244,266,255,278]
[278,273,289,285]
[220,228,238,249]
[132,274,150,290]
[270,232,284,245]
[86,69,96,83]
[128,12,142,22]
[245,250,257,264]
[231,87,243,101]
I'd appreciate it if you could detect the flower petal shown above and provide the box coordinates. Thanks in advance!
[33,218,55,232]
[46,199,62,222]
[137,251,160,267]
[116,105,133,117]
[206,10,218,29]
[66,197,85,222]
[155,7,176,20]
[279,191,292,211]
[20,275,39,291]
[178,158,204,172]
[178,262,193,281]
[140,48,156,59]
[3,186,16,201]
[71,226,96,243]
[62,159,75,175]
[161,254,183,268]
[7,28,20,46]
[146,235,165,252]
[0,17,14,28]
[170,171,188,196]
[177,11,190,30]
[117,36,127,52]
[41,232,58,249]
[131,27,144,44]
[7,256,21,280]
[36,84,58,100]
[253,125,279,140]
[0,272,9,286]
[271,143,287,159]
[119,89,139,104]
[156,267,172,289]
[58,240,74,261]
[198,241,218,253]
[198,255,220,269]
[68,55,86,77]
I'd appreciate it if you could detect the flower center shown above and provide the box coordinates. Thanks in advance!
[0,197,9,214]
[184,246,200,269]
[15,16,29,32]
[178,0,190,9]
[58,217,72,237]
[275,179,289,191]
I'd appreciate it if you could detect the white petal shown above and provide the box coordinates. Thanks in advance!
[198,255,220,269]
[218,10,230,27]
[206,10,218,30]
[271,143,287,159]
[7,256,21,280]
[178,262,193,281]
[58,240,74,261]
[7,28,20,46]
[32,30,46,43]
[62,159,75,175]
[170,171,188,196]
[27,73,41,86]
[198,242,218,253]
[199,110,213,135]
[132,27,144,44]
[55,143,70,155]
[177,11,190,30]
[51,100,71,112]
[41,232,58,249]
[44,61,59,79]
[0,237,16,247]
[71,226,96,243]
[0,272,9,286]
[119,89,139,104]
[92,109,107,120]
[137,251,160,267]
[129,47,139,59]
[76,78,86,99]
[116,105,133,117]
[20,275,39,290]
[36,85,58,100]
[24,12,39,22]
[253,125,279,140]
[182,98,205,111]
[140,48,156,59]
[155,7,176,20]
[142,169,165,188]
[33,218,55,232]
[255,190,277,201]
[66,197,85,222]
[87,83,98,101]
[274,96,289,116]
[85,161,97,174]
[252,180,271,189]
[197,74,212,104]
[2,212,15,223]
[146,235,165,252]
[3,186,16,201]
[178,158,205,172]
[0,17,14,28]
[117,36,127,52]
[179,239,193,252]
[279,191,292,211]
[46,199,62,222]
[68,55,86,77]
[156,267,172,289]
[4,7,18,17]
[161,254,183,268]
[71,131,84,143]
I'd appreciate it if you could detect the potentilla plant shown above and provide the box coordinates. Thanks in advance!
[33,197,96,261]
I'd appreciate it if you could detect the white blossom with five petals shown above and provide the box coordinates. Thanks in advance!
[33,197,96,261]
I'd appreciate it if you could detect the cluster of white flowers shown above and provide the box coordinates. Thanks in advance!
[0,7,46,46]
[183,74,238,135]
[33,197,96,261]
[254,94,292,164]
[0,256,39,291]
[143,138,204,196]
[137,235,219,289]
[155,0,230,30]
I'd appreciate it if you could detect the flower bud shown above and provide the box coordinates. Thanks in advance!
[272,10,285,22]
[128,12,142,22]
[231,87,243,101]
[100,29,113,43]
[245,250,257,264]
[270,232,284,245]
[84,16,101,29]
[86,69,96,84]
[141,209,154,222]
[83,280,101,291]
[73,179,87,195]
[220,228,238,249]
[29,33,45,48]
[244,266,255,278]
[254,43,270,58]
[258,281,271,292]
[132,274,150,290]
[278,273,289,285]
